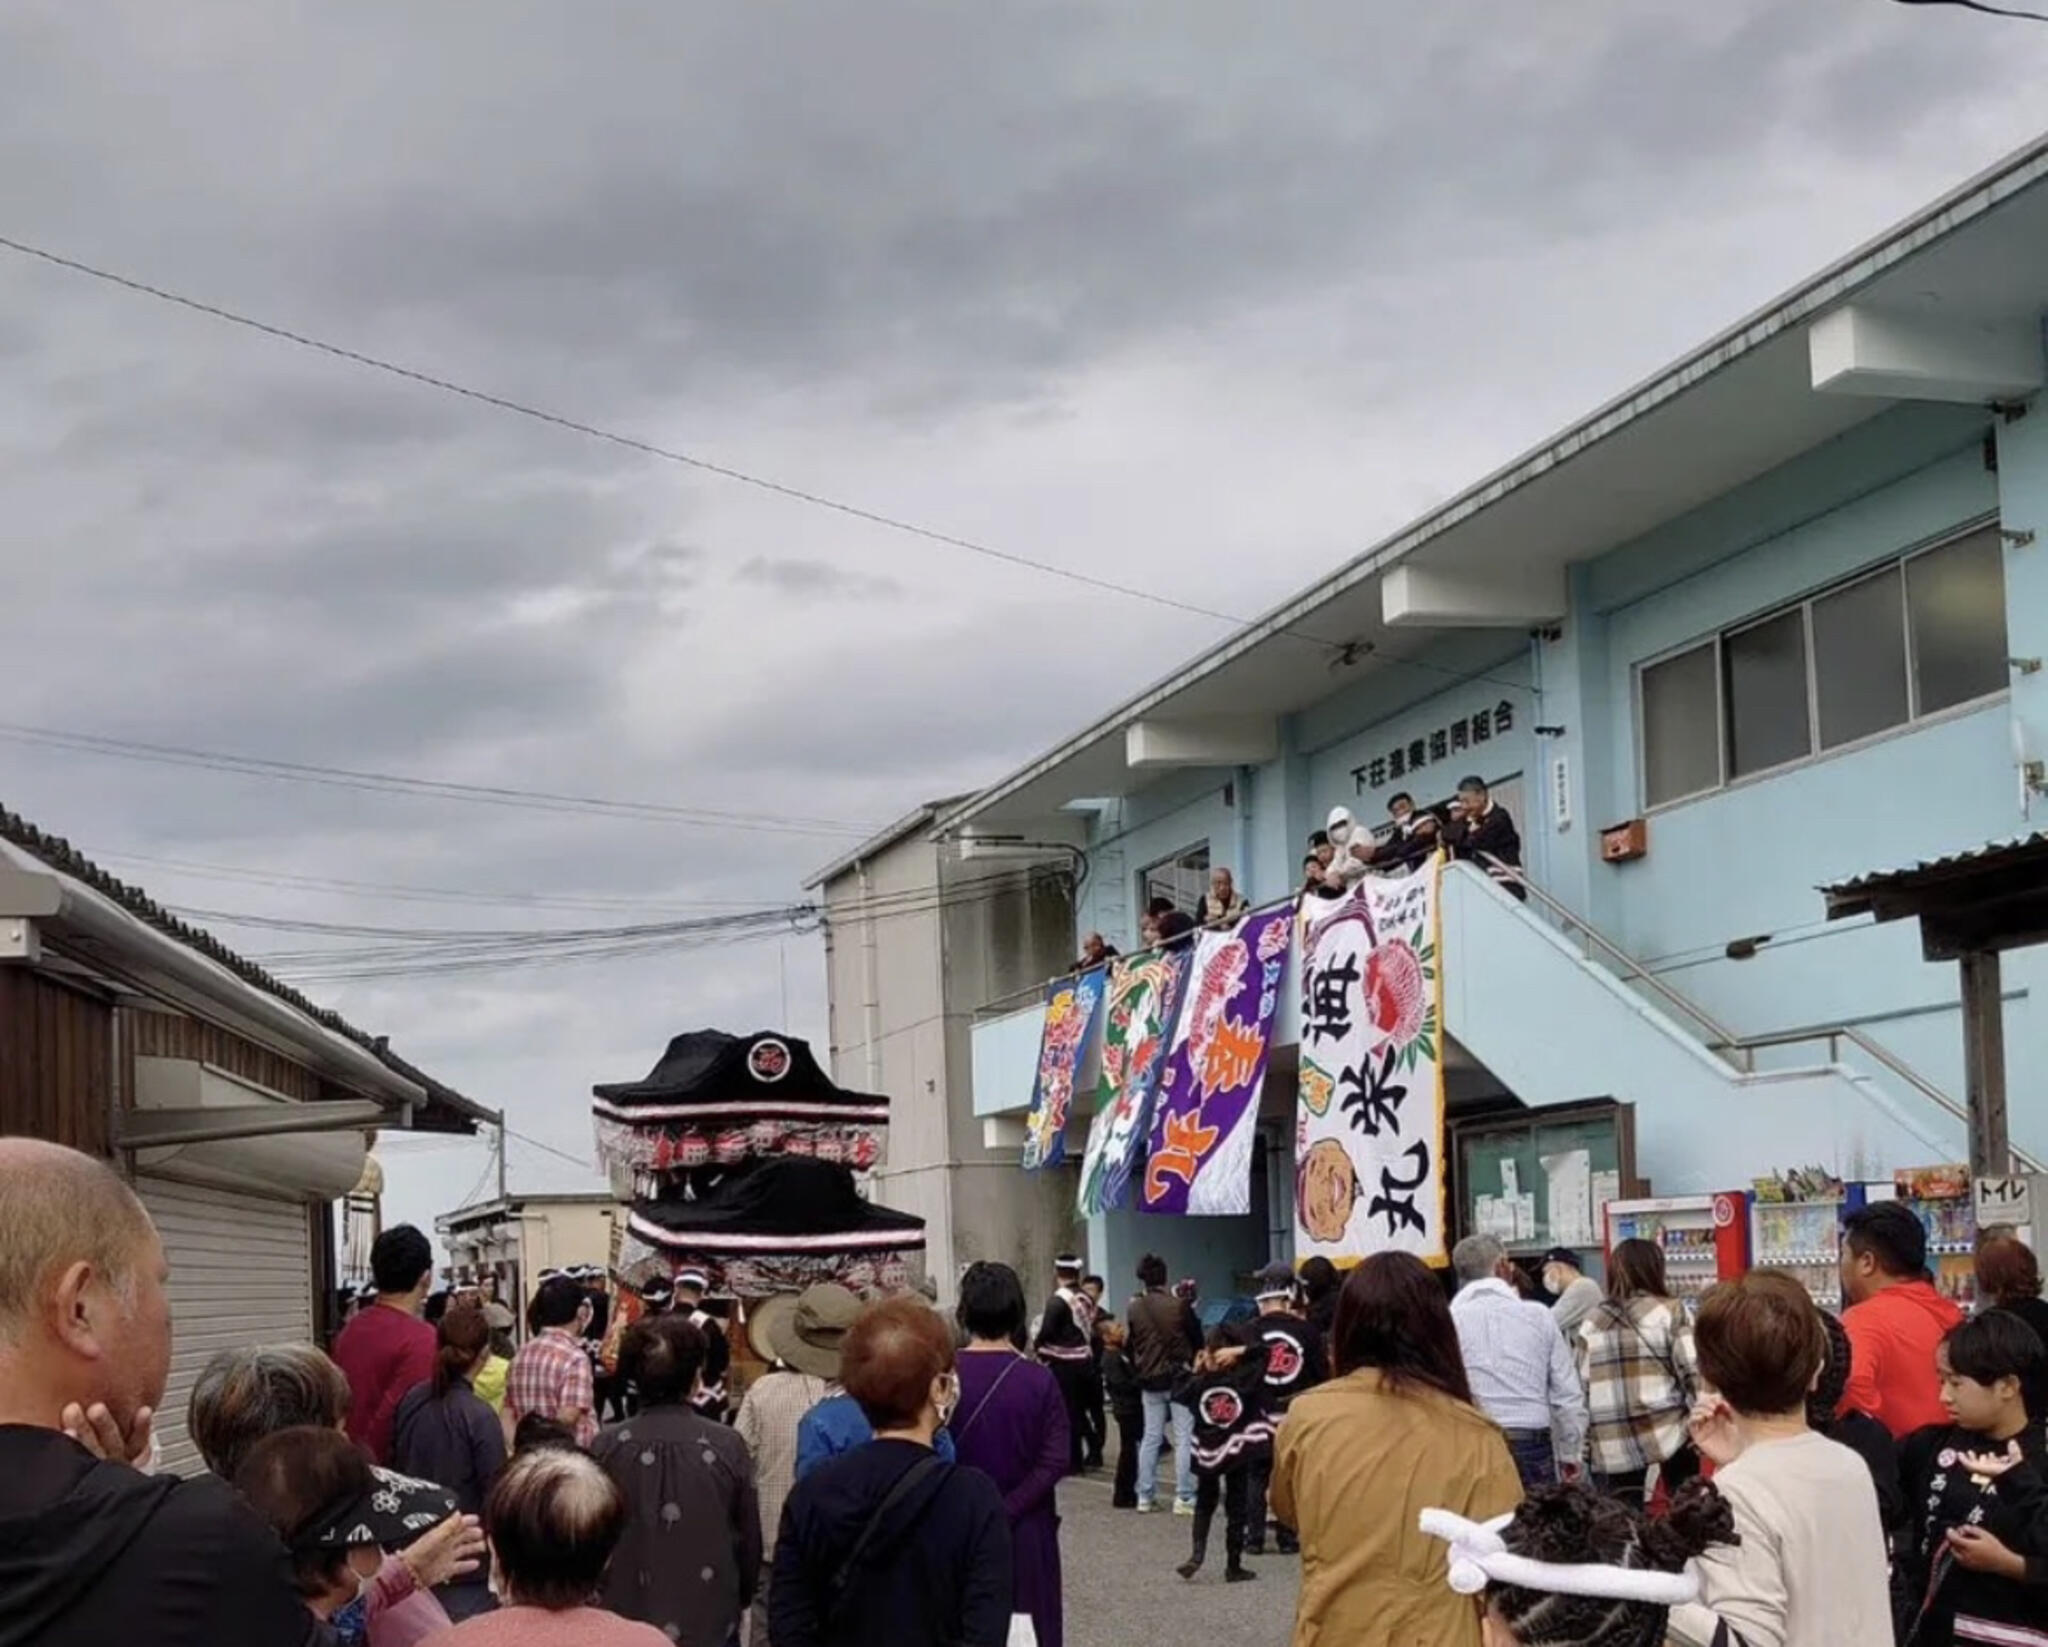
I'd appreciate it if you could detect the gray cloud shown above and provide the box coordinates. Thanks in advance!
[2,0,2044,1241]
[732,557,903,601]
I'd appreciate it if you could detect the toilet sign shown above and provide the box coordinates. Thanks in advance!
[1975,1175,2038,1239]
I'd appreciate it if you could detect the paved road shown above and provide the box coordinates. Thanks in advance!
[1059,1466,1298,1647]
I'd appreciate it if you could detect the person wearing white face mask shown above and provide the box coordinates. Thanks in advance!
[235,1424,463,1643]
[773,1297,1014,1647]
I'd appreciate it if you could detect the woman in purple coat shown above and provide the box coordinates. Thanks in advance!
[951,1262,1070,1647]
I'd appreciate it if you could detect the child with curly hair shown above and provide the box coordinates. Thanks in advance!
[1423,1478,1737,1647]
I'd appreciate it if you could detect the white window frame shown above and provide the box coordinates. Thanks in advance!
[1136,840,1210,917]
[1634,516,2007,814]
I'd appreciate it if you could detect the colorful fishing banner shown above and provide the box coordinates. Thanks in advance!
[1021,968,1107,1171]
[1077,946,1192,1216]
[1294,857,1447,1267]
[1140,908,1293,1217]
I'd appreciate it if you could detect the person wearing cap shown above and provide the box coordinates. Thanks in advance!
[1443,776,1526,899]
[182,1342,487,1644]
[735,1284,848,1647]
[673,1269,734,1425]
[1034,1255,1097,1475]
[474,1302,516,1418]
[234,1423,463,1645]
[1234,1261,1329,1556]
[796,1291,958,1482]
[1541,1248,1603,1342]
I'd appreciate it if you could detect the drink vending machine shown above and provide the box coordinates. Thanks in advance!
[1604,1192,1751,1303]
[1747,1168,1876,1311]
[1894,1165,1978,1306]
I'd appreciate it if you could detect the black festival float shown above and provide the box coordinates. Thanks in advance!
[590,1029,926,1397]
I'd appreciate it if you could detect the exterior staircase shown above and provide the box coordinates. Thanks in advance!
[1440,859,2040,1191]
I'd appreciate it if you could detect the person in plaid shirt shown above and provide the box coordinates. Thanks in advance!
[507,1275,598,1447]
[1575,1238,1699,1501]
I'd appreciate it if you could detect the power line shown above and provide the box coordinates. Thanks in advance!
[0,237,1544,694]
[165,898,815,983]
[0,720,874,838]
[1894,0,2048,20]
[505,1126,599,1174]
[91,849,777,916]
[0,232,1288,638]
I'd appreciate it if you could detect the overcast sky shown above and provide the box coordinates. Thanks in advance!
[4,1,2047,1250]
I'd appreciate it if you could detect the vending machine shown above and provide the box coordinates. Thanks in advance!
[1605,1192,1751,1303]
[1894,1165,1978,1306]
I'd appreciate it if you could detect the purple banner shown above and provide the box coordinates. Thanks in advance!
[1140,907,1293,1217]
[1021,967,1106,1171]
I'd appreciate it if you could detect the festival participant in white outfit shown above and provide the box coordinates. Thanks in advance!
[1036,1255,1098,1475]
[673,1268,732,1423]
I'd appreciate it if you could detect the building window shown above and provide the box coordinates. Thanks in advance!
[1138,842,1209,920]
[1812,566,1909,751]
[1640,644,1721,806]
[1723,609,1810,778]
[1636,522,2007,809]
[1908,526,2008,716]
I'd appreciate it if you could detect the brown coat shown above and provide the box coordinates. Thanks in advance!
[1270,1368,1522,1647]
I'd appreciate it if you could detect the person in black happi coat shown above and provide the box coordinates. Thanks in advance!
[1232,1262,1329,1555]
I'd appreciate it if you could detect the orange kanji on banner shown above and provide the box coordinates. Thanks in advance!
[1145,1109,1221,1203]
[1197,1014,1265,1100]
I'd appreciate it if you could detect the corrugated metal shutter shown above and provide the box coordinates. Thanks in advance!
[137,1177,314,1477]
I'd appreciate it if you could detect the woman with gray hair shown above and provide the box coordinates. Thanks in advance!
[425,1449,671,1645]
[185,1343,482,1645]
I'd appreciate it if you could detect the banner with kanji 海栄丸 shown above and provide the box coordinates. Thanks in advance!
[1293,857,1446,1267]
[1139,907,1293,1217]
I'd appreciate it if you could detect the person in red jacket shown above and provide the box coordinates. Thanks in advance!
[1837,1200,1964,1438]
[331,1224,438,1464]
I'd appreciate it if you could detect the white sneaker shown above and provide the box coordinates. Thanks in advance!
[1173,1500,1196,1517]
[1136,1500,1158,1514]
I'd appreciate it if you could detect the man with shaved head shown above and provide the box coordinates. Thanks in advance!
[0,1136,317,1645]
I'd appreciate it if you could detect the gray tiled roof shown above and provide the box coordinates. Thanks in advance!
[0,803,491,1130]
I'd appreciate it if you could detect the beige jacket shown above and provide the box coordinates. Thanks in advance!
[1271,1368,1523,1647]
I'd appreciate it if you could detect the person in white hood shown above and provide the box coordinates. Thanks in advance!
[1321,807,1375,890]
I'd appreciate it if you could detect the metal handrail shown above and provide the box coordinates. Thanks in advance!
[1468,855,1757,1073]
[1473,857,2043,1175]
[1732,1021,2043,1175]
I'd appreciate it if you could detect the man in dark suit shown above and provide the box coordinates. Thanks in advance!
[1445,775,1526,899]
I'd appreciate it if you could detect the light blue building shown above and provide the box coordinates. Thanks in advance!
[831,137,2048,1305]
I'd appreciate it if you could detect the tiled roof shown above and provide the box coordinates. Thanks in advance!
[0,804,492,1130]
[1820,831,2048,899]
